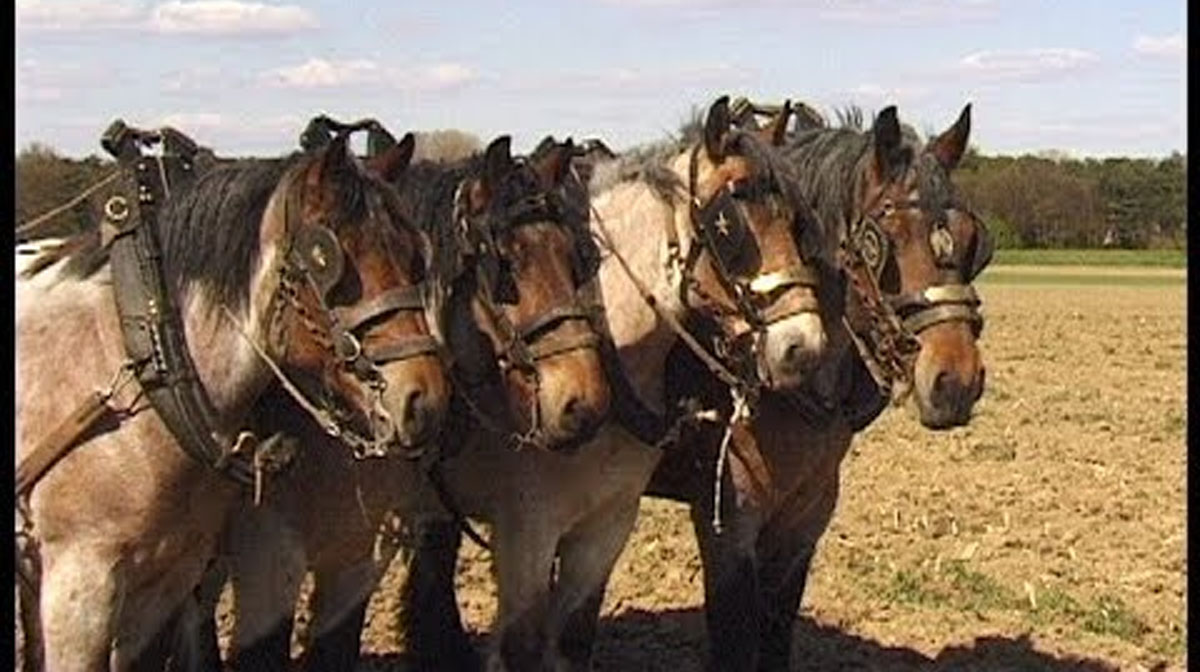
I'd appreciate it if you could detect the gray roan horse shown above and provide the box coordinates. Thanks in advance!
[14,127,450,670]
[369,96,834,671]
[641,101,993,671]
[165,133,614,672]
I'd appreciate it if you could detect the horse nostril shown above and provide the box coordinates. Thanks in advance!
[404,388,425,425]
[783,342,817,371]
[931,371,954,406]
[562,396,597,432]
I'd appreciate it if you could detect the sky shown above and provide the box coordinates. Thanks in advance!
[14,0,1187,159]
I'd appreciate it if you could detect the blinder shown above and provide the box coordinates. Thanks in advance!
[292,224,345,298]
[851,198,985,338]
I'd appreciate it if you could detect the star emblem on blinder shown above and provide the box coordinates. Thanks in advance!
[715,212,731,236]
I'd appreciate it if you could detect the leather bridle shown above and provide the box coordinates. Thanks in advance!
[262,176,443,459]
[840,191,985,400]
[678,143,823,397]
[450,174,601,445]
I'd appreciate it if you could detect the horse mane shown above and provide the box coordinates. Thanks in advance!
[784,105,951,240]
[20,147,410,315]
[396,154,483,286]
[399,146,599,287]
[589,109,827,263]
[156,156,295,311]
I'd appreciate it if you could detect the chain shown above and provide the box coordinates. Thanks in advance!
[837,243,919,403]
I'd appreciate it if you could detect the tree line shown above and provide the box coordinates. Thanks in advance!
[14,141,1187,249]
[954,149,1187,249]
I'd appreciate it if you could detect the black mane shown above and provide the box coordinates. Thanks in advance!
[783,108,961,240]
[396,150,598,287]
[156,156,295,310]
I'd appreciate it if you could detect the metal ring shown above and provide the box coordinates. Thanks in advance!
[104,195,130,222]
[336,332,363,363]
[860,226,883,270]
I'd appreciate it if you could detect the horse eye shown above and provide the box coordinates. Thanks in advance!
[881,199,896,216]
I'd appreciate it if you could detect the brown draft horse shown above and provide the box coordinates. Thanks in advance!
[646,102,993,671]
[14,130,450,670]
[159,135,613,672]
[383,97,834,672]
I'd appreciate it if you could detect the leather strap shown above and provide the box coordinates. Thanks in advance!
[106,147,256,485]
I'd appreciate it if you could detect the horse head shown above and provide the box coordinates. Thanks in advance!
[850,103,991,428]
[268,131,450,455]
[677,96,830,393]
[432,136,612,450]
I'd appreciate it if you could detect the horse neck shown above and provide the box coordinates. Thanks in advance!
[178,194,287,426]
[590,170,694,414]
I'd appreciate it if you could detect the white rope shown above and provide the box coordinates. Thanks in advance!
[218,304,342,439]
[711,387,750,535]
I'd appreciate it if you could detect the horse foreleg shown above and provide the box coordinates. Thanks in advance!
[549,496,641,671]
[690,493,767,672]
[398,517,480,671]
[754,473,841,672]
[490,519,558,672]
[226,515,307,672]
[38,542,120,671]
[300,559,385,672]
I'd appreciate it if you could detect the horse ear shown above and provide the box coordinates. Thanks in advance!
[364,132,415,183]
[532,137,575,189]
[534,134,557,158]
[318,132,355,179]
[929,103,972,172]
[703,95,732,162]
[306,132,355,211]
[870,105,905,182]
[482,135,514,194]
[758,100,793,147]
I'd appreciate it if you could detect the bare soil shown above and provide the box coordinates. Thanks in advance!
[357,278,1187,671]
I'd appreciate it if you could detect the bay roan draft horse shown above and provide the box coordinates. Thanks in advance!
[174,134,613,672]
[14,127,450,670]
[647,102,994,671]
[377,96,834,671]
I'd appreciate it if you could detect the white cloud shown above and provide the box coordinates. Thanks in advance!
[269,58,381,88]
[265,58,478,91]
[18,0,317,35]
[149,1,317,35]
[1132,33,1185,58]
[955,48,1099,82]
[595,0,996,23]
[845,83,931,106]
[17,0,143,31]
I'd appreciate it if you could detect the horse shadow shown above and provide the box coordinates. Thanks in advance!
[357,607,1141,671]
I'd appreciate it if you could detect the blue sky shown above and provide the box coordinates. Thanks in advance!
[16,0,1187,159]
